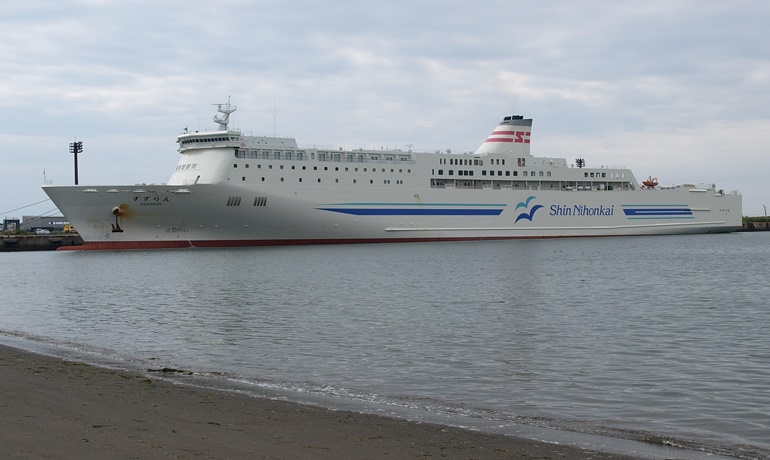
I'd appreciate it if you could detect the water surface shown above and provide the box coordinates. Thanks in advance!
[2,233,768,459]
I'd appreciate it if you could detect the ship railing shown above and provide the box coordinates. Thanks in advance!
[367,158,416,165]
[313,156,416,165]
[180,128,243,135]
[571,164,628,170]
[303,144,413,152]
[430,179,638,191]
[244,131,295,139]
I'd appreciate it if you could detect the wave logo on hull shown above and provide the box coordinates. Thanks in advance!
[514,196,543,223]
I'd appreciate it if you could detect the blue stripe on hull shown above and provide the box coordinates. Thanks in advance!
[622,204,693,219]
[623,208,693,216]
[327,202,507,207]
[626,216,695,220]
[317,208,504,216]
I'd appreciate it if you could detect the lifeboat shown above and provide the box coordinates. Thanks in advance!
[642,176,658,188]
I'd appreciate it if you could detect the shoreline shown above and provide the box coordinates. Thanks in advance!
[0,344,644,459]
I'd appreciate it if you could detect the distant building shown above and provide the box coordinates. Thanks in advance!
[2,218,21,231]
[20,215,69,232]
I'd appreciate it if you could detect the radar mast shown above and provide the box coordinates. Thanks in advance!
[213,96,237,130]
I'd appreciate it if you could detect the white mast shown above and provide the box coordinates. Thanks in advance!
[213,96,237,131]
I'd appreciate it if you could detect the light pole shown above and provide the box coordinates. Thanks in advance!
[69,140,83,185]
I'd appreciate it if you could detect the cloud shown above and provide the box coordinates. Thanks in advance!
[1,0,769,218]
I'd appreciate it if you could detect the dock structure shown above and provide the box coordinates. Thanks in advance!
[0,234,83,252]
[742,221,770,231]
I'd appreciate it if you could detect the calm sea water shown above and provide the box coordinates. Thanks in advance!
[2,233,769,459]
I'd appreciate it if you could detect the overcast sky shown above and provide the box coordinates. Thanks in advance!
[2,0,769,221]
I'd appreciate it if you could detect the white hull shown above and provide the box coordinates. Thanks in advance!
[43,102,742,250]
[44,182,741,250]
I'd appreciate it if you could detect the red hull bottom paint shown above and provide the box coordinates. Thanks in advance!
[57,240,195,250]
[55,234,664,251]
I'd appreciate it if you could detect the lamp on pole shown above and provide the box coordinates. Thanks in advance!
[69,140,83,185]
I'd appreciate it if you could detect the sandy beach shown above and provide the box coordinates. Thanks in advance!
[1,344,640,459]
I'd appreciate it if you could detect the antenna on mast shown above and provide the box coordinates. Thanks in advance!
[213,96,237,130]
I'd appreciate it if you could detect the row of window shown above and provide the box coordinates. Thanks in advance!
[234,149,412,162]
[232,175,631,189]
[432,169,623,179]
[434,169,552,177]
[585,172,624,178]
[429,180,633,191]
[236,150,306,160]
[233,163,412,174]
[181,161,623,182]
[235,176,405,185]
[438,157,514,166]
[180,136,239,145]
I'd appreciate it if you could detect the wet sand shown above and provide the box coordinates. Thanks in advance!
[1,344,639,459]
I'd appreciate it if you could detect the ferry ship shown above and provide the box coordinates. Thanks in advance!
[43,100,742,250]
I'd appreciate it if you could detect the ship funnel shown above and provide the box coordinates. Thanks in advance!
[213,96,237,130]
[475,115,532,156]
